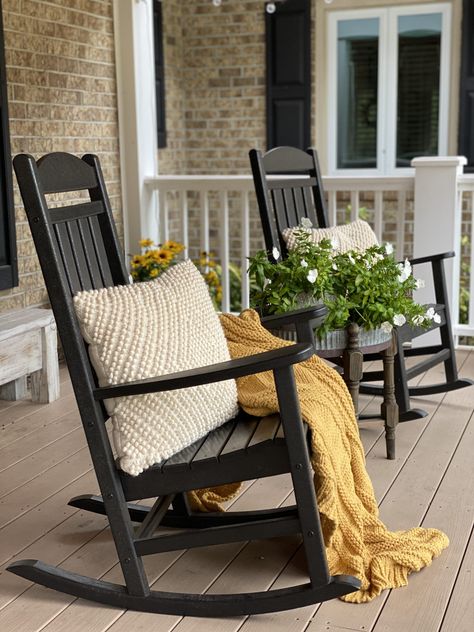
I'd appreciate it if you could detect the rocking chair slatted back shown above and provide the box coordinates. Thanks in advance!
[249,146,329,256]
[13,152,129,405]
[37,152,128,294]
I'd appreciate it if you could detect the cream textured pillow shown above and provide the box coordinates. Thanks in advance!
[283,219,378,253]
[73,260,239,476]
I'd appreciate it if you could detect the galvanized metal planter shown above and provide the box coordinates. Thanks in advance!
[271,324,392,351]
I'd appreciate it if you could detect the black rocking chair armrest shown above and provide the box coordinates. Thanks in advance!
[407,251,455,266]
[260,304,328,330]
[93,343,314,400]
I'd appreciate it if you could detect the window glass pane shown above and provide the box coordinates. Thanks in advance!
[337,18,379,169]
[396,13,442,167]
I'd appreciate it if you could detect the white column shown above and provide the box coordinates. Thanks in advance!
[113,0,159,254]
[412,156,466,343]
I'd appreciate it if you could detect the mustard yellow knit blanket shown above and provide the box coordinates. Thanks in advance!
[189,310,449,603]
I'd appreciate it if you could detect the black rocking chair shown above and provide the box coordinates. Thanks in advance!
[249,145,472,422]
[10,151,360,616]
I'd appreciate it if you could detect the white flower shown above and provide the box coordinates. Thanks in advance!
[433,313,441,324]
[347,253,355,265]
[398,258,412,283]
[374,252,384,262]
[301,217,313,229]
[300,259,308,268]
[385,243,394,255]
[272,247,280,261]
[381,321,393,334]
[415,278,425,289]
[330,237,339,250]
[307,269,318,283]
[332,263,338,271]
[393,314,406,326]
[425,307,435,319]
[412,315,424,326]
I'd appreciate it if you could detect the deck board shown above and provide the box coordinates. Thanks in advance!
[0,352,472,632]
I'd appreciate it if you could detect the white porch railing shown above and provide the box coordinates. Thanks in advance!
[144,174,415,314]
[456,173,474,339]
[143,161,474,341]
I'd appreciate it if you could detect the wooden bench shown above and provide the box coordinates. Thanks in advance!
[0,307,60,403]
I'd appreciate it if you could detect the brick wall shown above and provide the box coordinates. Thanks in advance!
[0,0,121,314]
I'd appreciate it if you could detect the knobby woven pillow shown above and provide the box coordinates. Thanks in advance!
[282,219,378,253]
[73,260,239,476]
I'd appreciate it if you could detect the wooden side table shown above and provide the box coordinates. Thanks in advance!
[316,323,398,460]
[267,316,399,460]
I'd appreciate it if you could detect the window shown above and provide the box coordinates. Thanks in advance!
[0,1,17,290]
[327,4,451,174]
[153,0,166,149]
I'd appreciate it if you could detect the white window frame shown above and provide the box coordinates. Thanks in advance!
[327,3,452,176]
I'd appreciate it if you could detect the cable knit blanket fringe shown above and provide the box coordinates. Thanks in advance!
[188,309,449,603]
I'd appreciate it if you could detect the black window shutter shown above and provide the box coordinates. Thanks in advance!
[266,0,311,150]
[153,0,166,149]
[0,0,17,290]
[459,0,474,172]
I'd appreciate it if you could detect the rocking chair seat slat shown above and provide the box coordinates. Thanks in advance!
[119,420,300,502]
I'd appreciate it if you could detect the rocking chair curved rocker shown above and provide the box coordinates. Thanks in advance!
[10,151,360,616]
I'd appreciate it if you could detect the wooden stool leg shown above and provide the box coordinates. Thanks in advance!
[30,323,60,403]
[343,323,363,417]
[381,339,398,460]
[0,376,27,400]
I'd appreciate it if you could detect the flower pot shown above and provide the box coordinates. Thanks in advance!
[270,323,392,351]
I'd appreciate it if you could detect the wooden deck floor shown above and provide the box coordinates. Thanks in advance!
[0,352,473,632]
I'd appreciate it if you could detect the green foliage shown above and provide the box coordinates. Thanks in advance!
[248,224,433,337]
[459,234,470,325]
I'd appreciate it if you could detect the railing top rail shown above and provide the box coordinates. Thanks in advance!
[145,174,415,193]
[323,176,414,192]
[457,174,474,190]
[144,175,255,192]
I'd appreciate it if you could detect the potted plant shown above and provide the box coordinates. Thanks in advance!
[248,221,438,349]
[130,240,243,312]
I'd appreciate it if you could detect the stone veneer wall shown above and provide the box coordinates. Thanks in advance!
[0,0,121,314]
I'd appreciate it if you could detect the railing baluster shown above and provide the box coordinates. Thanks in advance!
[241,190,250,310]
[158,190,169,243]
[396,190,406,260]
[200,190,210,258]
[374,190,383,243]
[468,191,474,328]
[180,190,189,254]
[328,190,337,226]
[219,191,230,313]
[350,191,359,222]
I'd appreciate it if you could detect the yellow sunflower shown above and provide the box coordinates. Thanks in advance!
[139,238,154,249]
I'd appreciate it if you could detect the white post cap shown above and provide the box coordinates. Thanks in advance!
[411,156,467,168]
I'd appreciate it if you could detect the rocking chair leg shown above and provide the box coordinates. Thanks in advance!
[274,366,332,588]
[432,259,458,384]
[173,492,192,516]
